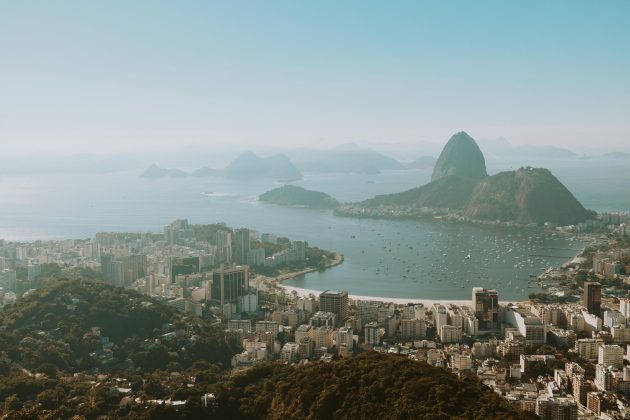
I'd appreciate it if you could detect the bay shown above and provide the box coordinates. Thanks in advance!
[0,158,627,301]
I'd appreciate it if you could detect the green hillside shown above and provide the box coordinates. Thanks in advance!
[350,132,595,226]
[0,279,235,374]
[212,352,536,420]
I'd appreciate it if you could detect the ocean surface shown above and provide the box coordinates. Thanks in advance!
[0,159,628,301]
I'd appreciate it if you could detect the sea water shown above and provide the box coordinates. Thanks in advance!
[0,159,627,300]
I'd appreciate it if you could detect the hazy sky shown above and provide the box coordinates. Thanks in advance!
[1,1,629,154]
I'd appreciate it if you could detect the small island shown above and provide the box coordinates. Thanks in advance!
[259,185,339,209]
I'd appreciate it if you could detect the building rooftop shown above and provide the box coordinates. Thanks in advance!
[320,290,348,296]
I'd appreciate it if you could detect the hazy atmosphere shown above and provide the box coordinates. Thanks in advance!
[2,1,629,157]
[1,3,630,418]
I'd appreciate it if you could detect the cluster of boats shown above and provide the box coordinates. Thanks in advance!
[343,224,587,297]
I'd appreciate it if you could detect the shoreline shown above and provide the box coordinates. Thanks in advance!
[259,229,599,306]
[273,252,345,282]
[266,255,519,307]
[279,284,518,307]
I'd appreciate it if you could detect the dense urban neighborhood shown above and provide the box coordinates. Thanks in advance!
[0,214,629,418]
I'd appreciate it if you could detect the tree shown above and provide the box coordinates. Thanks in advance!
[36,363,58,378]
[535,345,557,356]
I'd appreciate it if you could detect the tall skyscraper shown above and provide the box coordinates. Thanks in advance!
[233,228,251,265]
[535,396,578,420]
[101,255,125,287]
[215,230,233,264]
[211,265,249,306]
[319,290,348,326]
[170,256,200,282]
[584,282,602,316]
[472,287,499,331]
[164,219,190,246]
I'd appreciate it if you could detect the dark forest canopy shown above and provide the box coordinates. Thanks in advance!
[0,280,534,419]
[211,352,536,420]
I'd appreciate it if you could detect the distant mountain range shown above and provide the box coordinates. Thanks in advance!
[355,132,595,226]
[141,152,303,182]
[286,144,406,174]
[141,146,438,181]
[478,137,578,159]
[403,156,437,170]
[600,151,630,159]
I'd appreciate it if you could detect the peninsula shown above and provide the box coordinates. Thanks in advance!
[336,132,596,226]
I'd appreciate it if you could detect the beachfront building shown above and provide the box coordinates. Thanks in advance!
[319,290,348,326]
[472,288,499,331]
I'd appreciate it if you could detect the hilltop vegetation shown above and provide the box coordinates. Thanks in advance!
[464,167,595,225]
[0,279,236,374]
[211,352,534,420]
[259,185,339,209]
[0,281,534,419]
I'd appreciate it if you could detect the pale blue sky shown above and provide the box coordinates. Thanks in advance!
[1,1,629,153]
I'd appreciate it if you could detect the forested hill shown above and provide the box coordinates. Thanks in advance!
[212,352,536,420]
[0,281,534,418]
[0,278,236,374]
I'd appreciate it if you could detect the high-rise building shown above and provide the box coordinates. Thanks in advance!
[440,325,462,344]
[233,229,251,265]
[164,219,190,245]
[598,344,624,368]
[211,265,249,306]
[215,230,233,264]
[583,282,602,316]
[101,253,148,286]
[100,255,125,287]
[595,365,614,391]
[535,396,577,420]
[255,321,279,340]
[0,269,17,293]
[505,307,547,346]
[620,298,630,318]
[313,326,332,350]
[433,304,448,333]
[364,321,380,345]
[472,287,499,330]
[247,248,265,266]
[292,240,307,261]
[356,300,380,330]
[575,338,604,361]
[572,374,590,406]
[170,256,200,282]
[335,327,354,350]
[310,311,336,328]
[587,392,607,417]
[319,290,348,326]
[400,319,427,339]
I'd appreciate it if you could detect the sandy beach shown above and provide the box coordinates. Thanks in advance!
[260,252,516,307]
[279,284,518,307]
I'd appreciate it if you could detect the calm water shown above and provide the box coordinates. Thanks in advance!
[0,159,627,300]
